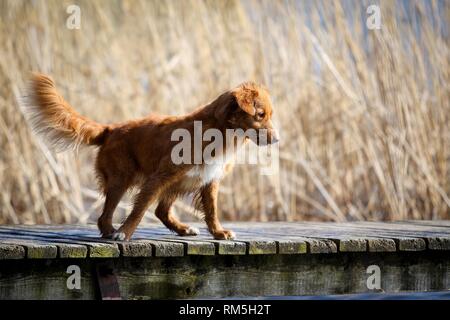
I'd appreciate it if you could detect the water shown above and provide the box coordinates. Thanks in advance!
[227,291,450,300]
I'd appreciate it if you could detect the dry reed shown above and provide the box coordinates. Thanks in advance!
[0,0,448,225]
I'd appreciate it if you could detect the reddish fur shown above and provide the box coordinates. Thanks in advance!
[23,73,278,240]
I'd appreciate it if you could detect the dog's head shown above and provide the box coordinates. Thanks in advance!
[215,82,279,145]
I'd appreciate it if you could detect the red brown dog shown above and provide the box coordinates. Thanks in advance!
[23,74,278,240]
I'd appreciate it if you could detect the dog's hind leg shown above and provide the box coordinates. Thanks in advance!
[155,194,199,236]
[113,170,183,241]
[98,183,128,238]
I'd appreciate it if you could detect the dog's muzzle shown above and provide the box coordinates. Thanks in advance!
[270,128,280,144]
[250,128,279,145]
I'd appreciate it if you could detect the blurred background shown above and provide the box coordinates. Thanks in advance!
[0,0,448,225]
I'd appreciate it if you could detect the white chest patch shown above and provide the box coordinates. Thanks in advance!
[186,162,226,185]
[182,136,245,188]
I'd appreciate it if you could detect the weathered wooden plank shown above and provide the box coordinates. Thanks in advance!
[154,238,216,256]
[25,244,57,259]
[427,237,450,250]
[264,234,339,254]
[280,233,366,253]
[306,238,338,254]
[127,227,218,255]
[294,222,425,252]
[354,222,450,251]
[192,237,247,255]
[257,223,374,253]
[338,238,367,252]
[235,224,354,254]
[308,226,426,252]
[0,244,25,259]
[279,221,425,253]
[0,221,449,258]
[339,221,450,236]
[118,241,153,257]
[397,237,426,251]
[247,240,277,254]
[58,243,88,258]
[142,240,184,257]
[216,241,247,255]
[330,223,447,251]
[88,243,120,258]
[204,224,277,254]
[203,234,275,255]
[0,228,88,258]
[293,222,431,252]
[277,240,307,254]
[0,240,57,259]
[185,241,216,255]
[0,225,119,258]
[222,223,366,253]
[367,238,396,252]
[220,223,339,254]
[396,220,450,227]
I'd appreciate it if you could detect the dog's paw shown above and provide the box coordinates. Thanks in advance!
[100,229,117,239]
[213,230,236,240]
[111,231,127,241]
[101,233,113,239]
[99,225,117,239]
[178,226,200,236]
[185,226,200,236]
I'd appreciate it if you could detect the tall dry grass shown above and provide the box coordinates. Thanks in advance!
[0,0,448,225]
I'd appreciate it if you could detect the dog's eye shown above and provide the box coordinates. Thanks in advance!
[257,111,265,119]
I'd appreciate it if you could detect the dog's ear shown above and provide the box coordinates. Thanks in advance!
[214,83,258,122]
[231,83,257,116]
[214,91,237,121]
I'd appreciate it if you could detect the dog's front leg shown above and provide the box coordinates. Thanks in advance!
[201,181,236,240]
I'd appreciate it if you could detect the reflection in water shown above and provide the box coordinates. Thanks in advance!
[227,291,450,300]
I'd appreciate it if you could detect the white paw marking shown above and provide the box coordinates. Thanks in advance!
[186,226,200,236]
[112,232,126,241]
[227,231,236,240]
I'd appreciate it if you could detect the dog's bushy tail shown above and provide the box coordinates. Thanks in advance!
[21,73,108,151]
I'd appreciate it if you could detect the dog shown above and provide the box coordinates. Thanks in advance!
[22,73,279,240]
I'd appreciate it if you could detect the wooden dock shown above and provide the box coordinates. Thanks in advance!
[0,221,449,299]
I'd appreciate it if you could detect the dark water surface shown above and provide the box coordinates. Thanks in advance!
[228,291,450,300]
